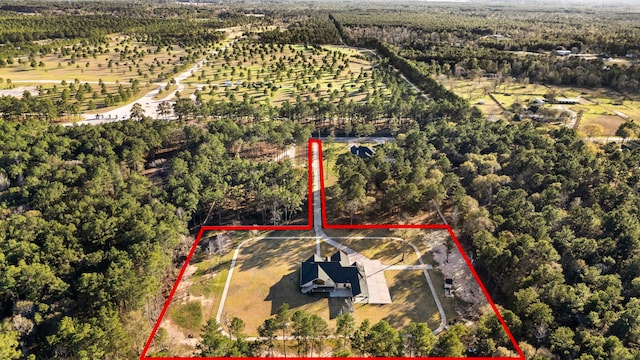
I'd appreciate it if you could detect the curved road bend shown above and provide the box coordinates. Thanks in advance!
[62,36,243,127]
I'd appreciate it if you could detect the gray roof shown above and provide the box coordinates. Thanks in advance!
[301,251,365,297]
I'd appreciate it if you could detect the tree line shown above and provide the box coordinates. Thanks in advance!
[0,116,309,359]
[332,117,640,359]
[190,303,517,357]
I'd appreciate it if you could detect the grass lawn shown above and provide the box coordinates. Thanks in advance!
[322,229,462,324]
[320,142,350,188]
[222,235,322,336]
[216,229,450,336]
[169,301,203,334]
[442,77,638,135]
[165,225,474,345]
[325,236,420,266]
[353,270,442,330]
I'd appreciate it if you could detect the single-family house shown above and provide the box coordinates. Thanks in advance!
[300,251,368,302]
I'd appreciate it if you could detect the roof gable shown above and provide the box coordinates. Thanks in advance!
[300,251,364,296]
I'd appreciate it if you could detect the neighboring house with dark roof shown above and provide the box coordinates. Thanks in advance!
[350,145,374,159]
[300,251,368,303]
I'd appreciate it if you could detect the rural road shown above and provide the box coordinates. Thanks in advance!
[310,141,446,330]
[61,35,243,127]
[310,141,394,304]
[362,48,430,101]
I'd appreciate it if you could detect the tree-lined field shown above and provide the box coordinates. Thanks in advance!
[183,42,386,106]
[155,229,490,357]
[441,76,640,136]
[173,37,424,134]
[0,35,197,83]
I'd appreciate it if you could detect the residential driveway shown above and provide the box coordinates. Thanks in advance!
[311,141,392,304]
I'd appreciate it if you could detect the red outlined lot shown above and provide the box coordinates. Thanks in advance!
[140,139,525,360]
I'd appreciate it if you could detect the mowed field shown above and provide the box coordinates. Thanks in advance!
[180,40,408,107]
[0,35,194,83]
[0,34,220,119]
[223,230,457,336]
[442,76,638,135]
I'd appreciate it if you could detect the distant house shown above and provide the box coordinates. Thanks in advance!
[350,145,374,159]
[554,49,572,56]
[530,98,546,105]
[223,80,233,87]
[554,97,580,104]
[300,251,368,302]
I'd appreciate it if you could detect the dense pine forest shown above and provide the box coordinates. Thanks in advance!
[0,0,639,359]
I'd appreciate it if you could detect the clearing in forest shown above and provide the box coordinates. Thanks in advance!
[141,139,524,359]
[442,76,639,136]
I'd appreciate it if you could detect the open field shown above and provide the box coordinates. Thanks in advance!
[324,228,484,319]
[220,232,452,335]
[223,234,320,336]
[0,35,194,83]
[159,227,465,356]
[442,77,639,135]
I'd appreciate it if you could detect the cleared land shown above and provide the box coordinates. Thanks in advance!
[158,228,470,356]
[0,33,225,119]
[180,40,415,108]
[220,232,451,335]
[442,76,638,135]
[0,35,192,83]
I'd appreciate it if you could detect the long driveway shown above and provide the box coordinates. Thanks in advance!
[215,141,447,342]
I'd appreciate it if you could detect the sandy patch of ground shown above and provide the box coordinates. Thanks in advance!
[423,231,486,309]
[0,86,38,98]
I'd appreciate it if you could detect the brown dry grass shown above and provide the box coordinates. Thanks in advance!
[353,270,441,330]
[221,231,446,335]
[223,236,323,336]
[0,38,190,83]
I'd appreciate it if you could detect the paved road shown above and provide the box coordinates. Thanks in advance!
[61,36,242,127]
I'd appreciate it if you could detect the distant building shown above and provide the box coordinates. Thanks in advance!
[530,98,546,105]
[350,145,374,159]
[300,251,368,303]
[554,97,580,104]
[554,49,572,56]
[597,53,612,61]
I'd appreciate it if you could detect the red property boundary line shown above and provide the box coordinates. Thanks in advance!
[140,139,525,360]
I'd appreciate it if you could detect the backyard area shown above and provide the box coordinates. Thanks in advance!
[154,227,477,356]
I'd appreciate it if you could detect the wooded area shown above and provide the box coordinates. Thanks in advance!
[0,0,639,359]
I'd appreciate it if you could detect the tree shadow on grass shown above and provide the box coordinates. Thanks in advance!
[386,270,441,331]
[265,270,327,316]
[235,233,316,272]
